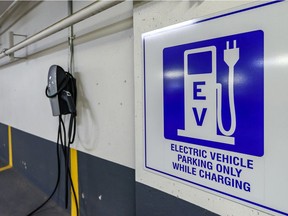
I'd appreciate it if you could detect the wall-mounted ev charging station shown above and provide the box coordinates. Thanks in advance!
[143,1,288,215]
[26,65,78,216]
[46,65,77,116]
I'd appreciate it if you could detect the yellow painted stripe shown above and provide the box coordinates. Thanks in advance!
[8,126,13,167]
[0,165,12,172]
[0,126,13,172]
[70,148,79,216]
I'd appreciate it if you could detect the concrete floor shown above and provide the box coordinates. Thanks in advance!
[0,168,69,216]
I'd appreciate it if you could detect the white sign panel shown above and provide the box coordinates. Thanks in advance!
[143,1,288,215]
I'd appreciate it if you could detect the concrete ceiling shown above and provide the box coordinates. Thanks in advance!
[0,1,14,15]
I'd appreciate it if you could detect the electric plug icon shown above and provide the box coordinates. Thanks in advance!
[224,40,240,67]
[216,40,239,137]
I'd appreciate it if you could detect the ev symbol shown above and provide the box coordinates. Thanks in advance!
[177,41,239,145]
[163,30,264,156]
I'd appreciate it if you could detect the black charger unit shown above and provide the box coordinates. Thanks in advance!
[31,64,79,216]
[45,65,77,116]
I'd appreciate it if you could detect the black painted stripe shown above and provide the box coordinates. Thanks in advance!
[1,123,218,216]
[136,182,218,216]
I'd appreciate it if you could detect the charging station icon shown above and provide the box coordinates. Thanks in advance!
[163,30,264,156]
[178,41,238,145]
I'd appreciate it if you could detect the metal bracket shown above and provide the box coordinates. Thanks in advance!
[1,48,9,56]
[68,35,76,45]
[9,31,28,60]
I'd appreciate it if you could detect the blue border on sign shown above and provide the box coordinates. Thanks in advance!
[143,0,287,215]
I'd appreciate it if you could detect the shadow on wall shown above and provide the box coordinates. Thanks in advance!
[189,0,205,8]
[174,0,205,10]
[74,72,99,151]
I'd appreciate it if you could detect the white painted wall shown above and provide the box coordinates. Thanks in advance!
[134,1,275,216]
[0,1,134,169]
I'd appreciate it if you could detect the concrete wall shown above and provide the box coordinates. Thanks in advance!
[0,1,280,216]
[0,1,134,169]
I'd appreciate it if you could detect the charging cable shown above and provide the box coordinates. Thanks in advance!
[26,114,78,216]
[216,40,239,136]
[27,71,78,216]
[26,117,62,216]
